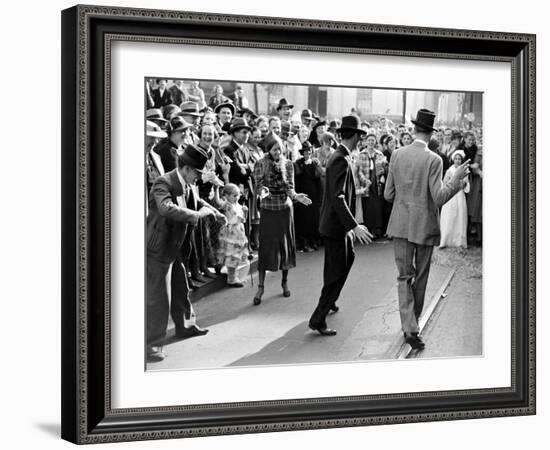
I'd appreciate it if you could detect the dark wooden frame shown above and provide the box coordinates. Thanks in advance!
[61,4,536,444]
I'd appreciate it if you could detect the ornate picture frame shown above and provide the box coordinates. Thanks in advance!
[61,5,536,444]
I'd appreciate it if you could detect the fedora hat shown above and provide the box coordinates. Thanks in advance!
[146,120,168,138]
[301,108,314,121]
[328,119,341,130]
[411,108,437,132]
[228,117,252,134]
[179,144,208,172]
[238,107,258,120]
[214,101,236,116]
[179,101,203,117]
[336,115,367,135]
[169,116,193,133]
[312,119,328,130]
[276,98,294,110]
[146,108,168,123]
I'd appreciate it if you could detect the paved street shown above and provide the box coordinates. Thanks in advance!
[148,242,482,371]
[409,247,483,359]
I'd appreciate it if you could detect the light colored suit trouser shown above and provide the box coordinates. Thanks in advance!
[393,238,434,334]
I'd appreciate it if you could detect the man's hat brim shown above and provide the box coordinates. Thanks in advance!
[180,111,203,117]
[147,116,169,123]
[411,119,438,132]
[277,104,294,110]
[171,122,193,133]
[147,130,168,138]
[336,126,367,135]
[229,124,252,134]
[239,108,258,118]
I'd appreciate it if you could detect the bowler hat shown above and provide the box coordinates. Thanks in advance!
[276,98,294,110]
[178,144,208,172]
[336,115,367,135]
[411,108,437,132]
[179,101,203,117]
[169,116,193,133]
[214,101,236,116]
[229,117,252,134]
[146,120,168,138]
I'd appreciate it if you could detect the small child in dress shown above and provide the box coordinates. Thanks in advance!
[214,183,249,287]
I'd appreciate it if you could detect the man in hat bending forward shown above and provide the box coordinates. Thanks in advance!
[146,145,227,363]
[308,115,373,336]
[384,108,470,350]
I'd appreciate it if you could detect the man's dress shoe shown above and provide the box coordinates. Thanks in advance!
[191,273,208,284]
[175,325,209,339]
[309,323,337,336]
[146,345,165,363]
[405,333,425,350]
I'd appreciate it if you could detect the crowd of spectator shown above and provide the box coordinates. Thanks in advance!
[146,79,483,289]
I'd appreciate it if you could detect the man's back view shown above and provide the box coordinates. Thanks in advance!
[384,109,470,350]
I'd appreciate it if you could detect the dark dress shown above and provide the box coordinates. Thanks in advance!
[457,142,482,245]
[294,157,322,247]
[357,150,386,238]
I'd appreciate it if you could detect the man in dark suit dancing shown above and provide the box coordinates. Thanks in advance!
[308,115,373,336]
[146,144,227,363]
[384,109,470,350]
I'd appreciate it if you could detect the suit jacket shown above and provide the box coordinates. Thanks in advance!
[384,141,461,246]
[168,84,188,107]
[151,88,173,108]
[319,144,358,239]
[147,169,207,263]
[154,138,179,173]
[224,139,252,187]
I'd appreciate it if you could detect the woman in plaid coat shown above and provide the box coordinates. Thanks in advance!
[252,134,312,305]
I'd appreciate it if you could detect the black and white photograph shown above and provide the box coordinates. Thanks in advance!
[144,78,483,370]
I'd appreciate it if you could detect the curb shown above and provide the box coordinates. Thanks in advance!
[393,268,456,359]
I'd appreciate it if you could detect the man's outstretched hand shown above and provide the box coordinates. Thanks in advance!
[351,224,373,244]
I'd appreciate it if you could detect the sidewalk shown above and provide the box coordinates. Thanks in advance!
[149,241,474,371]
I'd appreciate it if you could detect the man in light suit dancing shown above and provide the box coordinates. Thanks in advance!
[384,109,470,350]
